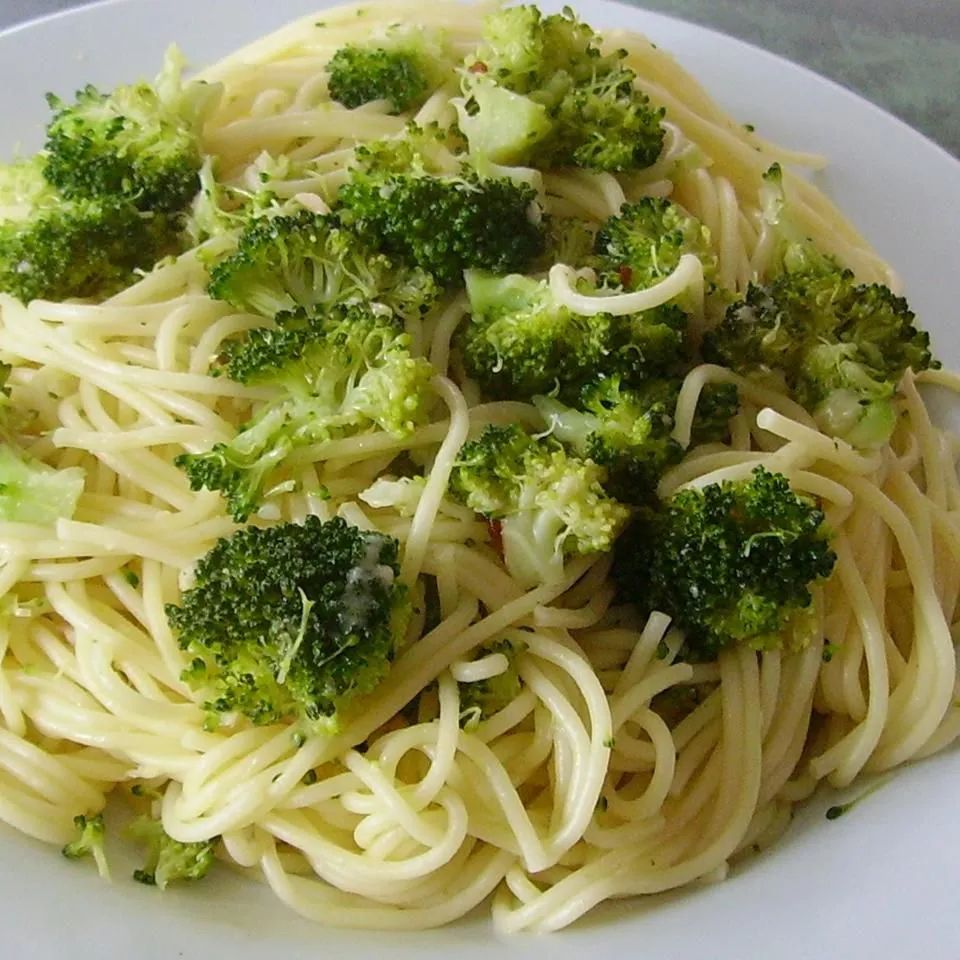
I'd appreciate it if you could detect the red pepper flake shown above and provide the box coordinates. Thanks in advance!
[487,519,504,558]
[469,61,489,74]
[618,264,633,287]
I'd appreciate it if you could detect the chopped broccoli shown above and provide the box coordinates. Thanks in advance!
[460,269,688,401]
[615,466,836,659]
[327,26,452,113]
[167,515,408,731]
[128,815,216,889]
[594,198,718,301]
[337,135,545,285]
[0,363,85,523]
[459,639,524,728]
[449,424,629,587]
[535,377,738,503]
[43,48,215,212]
[703,263,937,448]
[62,813,110,880]
[0,156,181,303]
[456,6,664,170]
[0,445,86,525]
[754,162,836,281]
[176,307,434,521]
[207,209,439,319]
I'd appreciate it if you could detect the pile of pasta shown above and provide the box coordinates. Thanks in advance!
[0,0,957,934]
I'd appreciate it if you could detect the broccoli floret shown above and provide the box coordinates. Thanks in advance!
[455,6,664,170]
[128,816,216,889]
[176,307,434,521]
[460,269,688,401]
[327,26,452,114]
[703,264,937,448]
[0,156,181,303]
[615,466,836,659]
[207,209,439,319]
[167,515,408,731]
[0,363,86,523]
[459,639,524,729]
[43,48,214,212]
[62,813,109,880]
[537,378,734,501]
[594,198,718,300]
[449,424,629,587]
[337,136,545,285]
[328,48,428,113]
[536,377,737,503]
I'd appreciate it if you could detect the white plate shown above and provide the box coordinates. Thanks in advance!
[2,2,960,957]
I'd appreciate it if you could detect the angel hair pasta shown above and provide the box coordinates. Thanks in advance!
[0,0,957,935]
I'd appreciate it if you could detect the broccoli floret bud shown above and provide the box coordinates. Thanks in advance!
[0,363,86,524]
[460,269,688,401]
[459,639,524,729]
[128,816,216,889]
[450,424,629,587]
[328,48,429,113]
[62,813,109,879]
[43,48,214,212]
[0,157,181,303]
[207,210,439,320]
[704,266,937,448]
[167,516,408,731]
[337,139,545,285]
[615,466,836,659]
[177,307,434,521]
[327,25,453,115]
[536,377,737,504]
[594,197,718,298]
[456,6,664,170]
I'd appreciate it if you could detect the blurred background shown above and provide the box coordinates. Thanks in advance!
[3,0,958,156]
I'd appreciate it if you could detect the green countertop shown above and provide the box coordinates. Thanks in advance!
[4,0,959,157]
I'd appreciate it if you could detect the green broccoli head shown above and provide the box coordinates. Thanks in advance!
[0,156,181,303]
[336,134,545,285]
[456,5,664,170]
[207,209,439,320]
[326,26,452,114]
[177,307,434,521]
[615,466,836,659]
[62,813,109,879]
[167,515,408,732]
[460,269,688,401]
[449,423,629,587]
[536,378,680,504]
[536,377,737,504]
[594,198,718,297]
[43,48,213,212]
[704,265,937,448]
[128,815,216,889]
[328,48,429,113]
